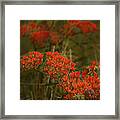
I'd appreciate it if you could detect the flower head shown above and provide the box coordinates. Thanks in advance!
[20,51,43,71]
[44,51,76,79]
[30,31,49,48]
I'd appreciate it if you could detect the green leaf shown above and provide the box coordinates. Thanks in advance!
[38,53,46,68]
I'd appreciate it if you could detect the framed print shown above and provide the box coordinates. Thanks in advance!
[0,0,120,119]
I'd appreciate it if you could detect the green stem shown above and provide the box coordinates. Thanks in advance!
[50,89,53,100]
[52,45,55,53]
[30,91,34,100]
[62,39,69,55]
[69,48,72,61]
[46,76,50,99]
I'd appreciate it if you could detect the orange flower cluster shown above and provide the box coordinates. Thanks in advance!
[20,50,100,100]
[63,20,97,36]
[20,51,43,71]
[20,24,28,38]
[27,22,39,32]
[20,22,60,47]
[30,31,60,47]
[59,61,100,100]
[20,21,39,38]
[30,31,49,48]
[44,51,76,79]
[68,20,97,33]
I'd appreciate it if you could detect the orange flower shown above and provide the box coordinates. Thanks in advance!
[58,61,100,100]
[44,51,76,79]
[30,31,49,48]
[20,51,43,71]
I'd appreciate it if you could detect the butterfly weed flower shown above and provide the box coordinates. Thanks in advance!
[62,20,98,38]
[58,61,100,100]
[20,51,43,71]
[20,24,28,38]
[20,21,39,38]
[44,51,76,79]
[30,31,49,48]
